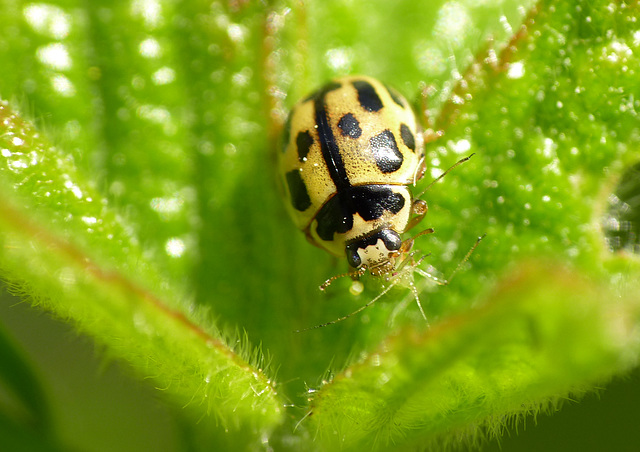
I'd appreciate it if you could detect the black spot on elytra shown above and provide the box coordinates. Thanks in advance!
[353,80,383,112]
[400,124,415,151]
[384,83,405,108]
[285,170,311,211]
[315,185,405,241]
[296,131,313,161]
[338,113,362,138]
[315,196,353,240]
[370,130,403,173]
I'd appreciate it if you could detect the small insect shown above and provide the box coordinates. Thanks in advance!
[279,75,479,330]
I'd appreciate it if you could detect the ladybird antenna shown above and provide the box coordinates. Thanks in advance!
[295,277,402,333]
[416,153,475,199]
[415,233,486,286]
[320,267,364,291]
[319,272,350,291]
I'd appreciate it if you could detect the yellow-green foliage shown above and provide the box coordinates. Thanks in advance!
[0,1,639,451]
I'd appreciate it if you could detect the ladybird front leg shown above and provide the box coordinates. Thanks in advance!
[398,227,435,257]
[404,199,429,232]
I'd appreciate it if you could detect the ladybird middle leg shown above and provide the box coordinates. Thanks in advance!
[404,199,429,232]
[397,227,435,257]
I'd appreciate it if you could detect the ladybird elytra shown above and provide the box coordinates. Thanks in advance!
[279,75,427,275]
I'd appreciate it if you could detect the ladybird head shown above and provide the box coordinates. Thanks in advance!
[345,229,403,276]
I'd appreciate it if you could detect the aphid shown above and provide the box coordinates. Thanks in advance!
[279,75,479,330]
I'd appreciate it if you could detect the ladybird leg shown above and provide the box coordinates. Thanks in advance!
[405,199,429,232]
[413,157,427,185]
[393,250,425,275]
[410,282,428,322]
[388,258,431,327]
[397,228,435,263]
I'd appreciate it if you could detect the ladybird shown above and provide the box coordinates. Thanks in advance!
[280,75,429,280]
[280,76,481,330]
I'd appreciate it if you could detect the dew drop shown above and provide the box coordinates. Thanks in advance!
[165,237,185,258]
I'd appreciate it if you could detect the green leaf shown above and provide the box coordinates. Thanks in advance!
[0,0,283,440]
[0,0,639,451]
[307,264,640,450]
[0,103,282,437]
[0,322,51,434]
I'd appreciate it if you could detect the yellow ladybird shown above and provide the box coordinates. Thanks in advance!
[279,75,428,277]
